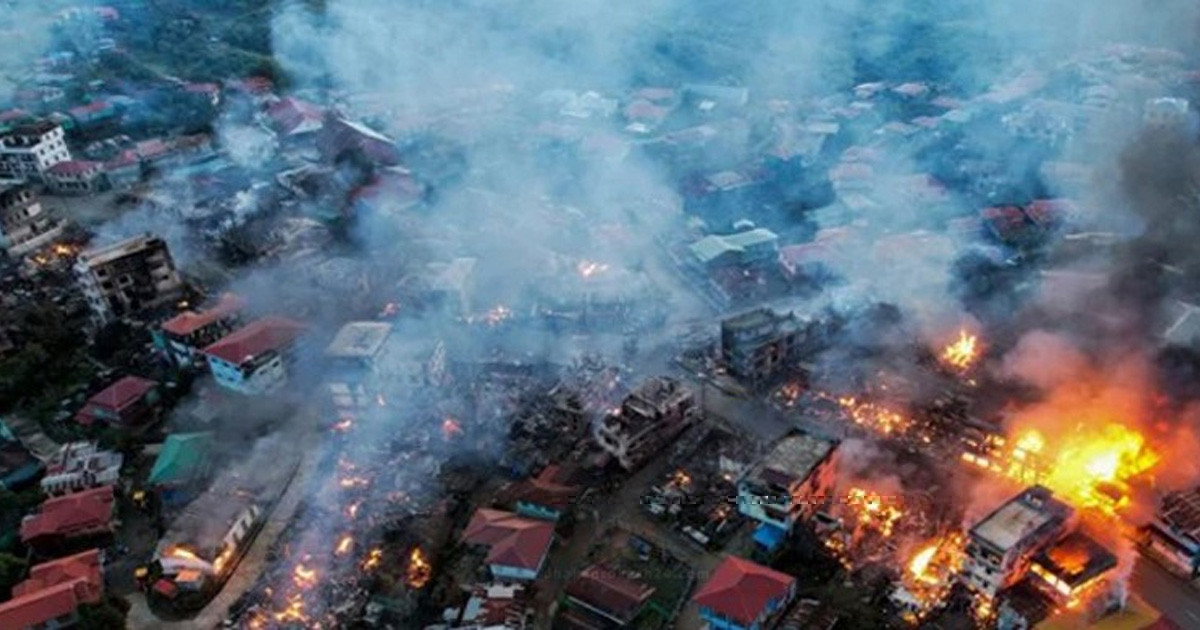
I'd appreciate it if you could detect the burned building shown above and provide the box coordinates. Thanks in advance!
[962,486,1075,600]
[324,321,394,419]
[594,376,697,471]
[74,233,185,325]
[720,308,806,388]
[0,184,65,258]
[1143,486,1200,578]
[1027,531,1118,608]
[0,121,71,183]
[152,437,301,605]
[736,430,838,538]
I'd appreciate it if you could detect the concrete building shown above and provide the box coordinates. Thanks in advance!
[962,486,1075,600]
[1143,485,1200,578]
[324,321,393,419]
[594,376,698,471]
[0,121,71,183]
[719,308,805,389]
[74,234,185,325]
[40,442,122,497]
[153,293,246,368]
[203,317,305,395]
[45,159,105,195]
[688,227,780,271]
[0,184,64,258]
[0,549,104,630]
[736,431,839,535]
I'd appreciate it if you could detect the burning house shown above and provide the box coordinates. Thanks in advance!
[153,293,245,369]
[736,430,839,546]
[533,261,663,333]
[0,184,65,258]
[593,376,698,471]
[962,486,1076,601]
[151,438,301,608]
[74,233,185,326]
[719,308,807,389]
[1143,486,1200,578]
[1026,531,1119,610]
[40,442,122,497]
[202,316,306,395]
[0,121,71,183]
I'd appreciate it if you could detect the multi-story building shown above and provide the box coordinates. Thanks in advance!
[324,321,393,419]
[736,431,839,535]
[594,376,697,471]
[40,442,123,497]
[0,184,65,257]
[153,293,245,368]
[74,233,185,325]
[203,316,305,395]
[962,486,1075,600]
[1143,485,1200,578]
[0,121,71,183]
[720,308,806,388]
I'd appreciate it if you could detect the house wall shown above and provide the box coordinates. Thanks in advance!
[516,501,562,522]
[207,353,289,395]
[490,564,540,582]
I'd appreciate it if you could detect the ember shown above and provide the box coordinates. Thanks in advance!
[940,329,979,371]
[442,417,463,440]
[332,418,353,433]
[380,301,400,317]
[339,476,370,489]
[274,594,308,623]
[832,395,911,435]
[406,547,432,589]
[346,500,362,520]
[335,535,353,556]
[292,563,318,589]
[362,547,383,571]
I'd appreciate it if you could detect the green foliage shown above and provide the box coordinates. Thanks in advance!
[0,551,27,600]
[76,598,129,630]
[0,302,84,413]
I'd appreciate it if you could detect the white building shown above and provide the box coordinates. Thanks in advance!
[0,121,71,183]
[75,233,185,325]
[203,316,305,395]
[963,486,1075,600]
[40,442,123,497]
[0,185,65,257]
[593,377,697,471]
[736,431,839,533]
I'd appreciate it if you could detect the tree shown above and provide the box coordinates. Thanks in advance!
[76,598,128,630]
[0,552,27,599]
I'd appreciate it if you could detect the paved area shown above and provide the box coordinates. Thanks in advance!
[1133,555,1200,627]
[3,414,61,460]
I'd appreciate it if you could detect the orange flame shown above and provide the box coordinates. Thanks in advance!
[362,548,383,571]
[834,396,911,435]
[292,563,318,589]
[407,547,432,589]
[336,535,354,556]
[167,546,202,562]
[941,329,979,371]
[274,594,307,623]
[845,487,903,537]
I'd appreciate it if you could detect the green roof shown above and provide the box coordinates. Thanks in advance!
[148,432,214,485]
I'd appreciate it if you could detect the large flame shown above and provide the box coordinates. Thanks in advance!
[167,546,202,562]
[834,396,911,435]
[846,487,904,537]
[895,533,968,624]
[965,422,1159,517]
[941,329,979,371]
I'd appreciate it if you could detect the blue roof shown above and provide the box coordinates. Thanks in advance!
[754,523,788,550]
